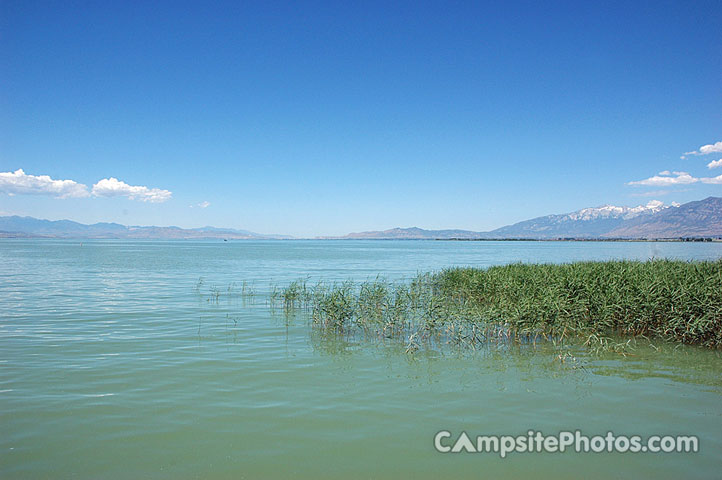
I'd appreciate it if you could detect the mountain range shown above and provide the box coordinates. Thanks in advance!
[0,216,291,239]
[2,196,721,240]
[333,197,722,240]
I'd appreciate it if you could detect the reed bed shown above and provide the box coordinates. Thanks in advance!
[272,260,722,351]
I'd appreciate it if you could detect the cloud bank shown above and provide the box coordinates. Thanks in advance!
[91,178,172,203]
[0,169,172,203]
[627,171,698,186]
[632,140,722,188]
[0,169,90,198]
[701,174,722,185]
[629,170,722,187]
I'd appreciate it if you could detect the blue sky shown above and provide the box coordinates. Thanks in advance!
[1,1,721,236]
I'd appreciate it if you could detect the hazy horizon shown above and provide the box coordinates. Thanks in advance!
[2,195,716,239]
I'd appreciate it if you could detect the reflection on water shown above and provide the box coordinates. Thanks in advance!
[1,239,722,479]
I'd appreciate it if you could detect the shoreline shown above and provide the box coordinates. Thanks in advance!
[2,235,722,242]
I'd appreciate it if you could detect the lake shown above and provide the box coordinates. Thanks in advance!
[1,239,721,479]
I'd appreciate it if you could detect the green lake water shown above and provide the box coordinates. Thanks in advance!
[1,240,721,479]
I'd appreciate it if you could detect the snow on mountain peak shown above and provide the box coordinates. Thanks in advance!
[565,200,674,221]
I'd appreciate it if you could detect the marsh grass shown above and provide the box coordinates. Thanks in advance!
[272,260,722,352]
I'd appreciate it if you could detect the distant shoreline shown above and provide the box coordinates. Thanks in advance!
[3,196,721,240]
[2,234,722,242]
[436,237,722,242]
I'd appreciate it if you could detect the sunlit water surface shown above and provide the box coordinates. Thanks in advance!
[1,240,721,479]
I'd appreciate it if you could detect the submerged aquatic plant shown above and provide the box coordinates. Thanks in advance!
[240,280,256,298]
[196,279,259,303]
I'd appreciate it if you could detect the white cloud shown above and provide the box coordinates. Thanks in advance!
[0,169,89,198]
[91,177,172,203]
[630,167,722,187]
[701,174,722,185]
[627,171,699,186]
[684,141,722,156]
[198,201,210,208]
[707,159,722,169]
[0,169,172,203]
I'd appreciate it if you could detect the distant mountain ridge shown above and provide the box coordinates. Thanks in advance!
[3,197,721,240]
[0,216,292,239]
[332,197,722,240]
[486,200,677,239]
[335,226,484,240]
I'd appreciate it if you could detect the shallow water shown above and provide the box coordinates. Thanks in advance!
[1,240,721,479]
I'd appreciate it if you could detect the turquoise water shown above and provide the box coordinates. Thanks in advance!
[1,240,721,479]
